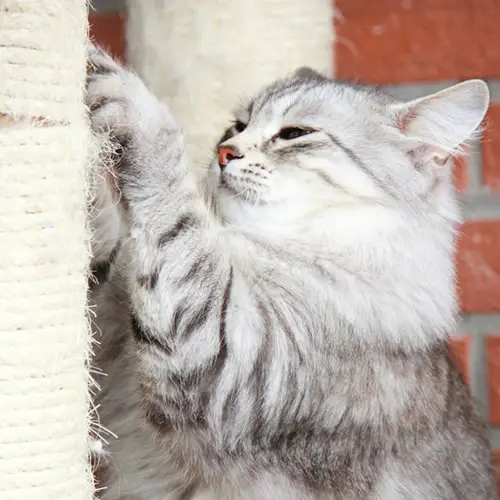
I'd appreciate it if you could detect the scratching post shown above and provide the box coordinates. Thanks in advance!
[0,1,93,499]
[126,0,334,166]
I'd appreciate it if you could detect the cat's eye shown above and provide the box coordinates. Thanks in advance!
[218,120,247,145]
[234,121,247,133]
[277,127,314,141]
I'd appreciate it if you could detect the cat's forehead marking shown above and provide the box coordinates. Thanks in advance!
[248,80,386,124]
[232,79,395,140]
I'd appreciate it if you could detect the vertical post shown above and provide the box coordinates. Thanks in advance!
[127,0,334,166]
[0,1,93,498]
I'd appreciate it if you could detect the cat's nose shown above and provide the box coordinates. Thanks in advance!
[217,145,243,169]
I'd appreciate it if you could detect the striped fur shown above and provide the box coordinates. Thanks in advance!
[87,47,496,499]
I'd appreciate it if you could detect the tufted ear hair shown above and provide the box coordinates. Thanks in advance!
[293,66,328,82]
[388,80,490,160]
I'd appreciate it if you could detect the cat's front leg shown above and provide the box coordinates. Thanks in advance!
[86,47,238,430]
[86,48,327,498]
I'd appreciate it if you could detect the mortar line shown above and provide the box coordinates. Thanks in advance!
[470,334,489,423]
[466,138,483,191]
[90,0,126,13]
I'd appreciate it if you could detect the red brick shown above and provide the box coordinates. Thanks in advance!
[482,104,500,191]
[457,221,500,313]
[89,13,126,61]
[487,337,500,425]
[448,336,471,383]
[335,1,500,84]
[453,155,468,192]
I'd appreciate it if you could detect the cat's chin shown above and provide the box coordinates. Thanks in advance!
[217,188,251,225]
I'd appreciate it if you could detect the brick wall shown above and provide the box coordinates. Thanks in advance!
[89,0,500,486]
[334,1,500,486]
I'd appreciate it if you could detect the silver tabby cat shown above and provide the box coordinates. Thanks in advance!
[87,45,497,499]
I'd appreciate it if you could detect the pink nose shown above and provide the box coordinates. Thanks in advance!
[217,145,243,168]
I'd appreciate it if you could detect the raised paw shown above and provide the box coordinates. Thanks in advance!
[86,44,136,141]
[86,44,183,205]
[87,43,175,140]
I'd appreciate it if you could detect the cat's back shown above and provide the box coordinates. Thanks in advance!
[368,343,496,499]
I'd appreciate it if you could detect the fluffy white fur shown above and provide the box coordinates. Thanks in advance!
[87,47,495,500]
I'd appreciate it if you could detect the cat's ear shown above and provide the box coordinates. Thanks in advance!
[389,79,489,157]
[293,67,327,81]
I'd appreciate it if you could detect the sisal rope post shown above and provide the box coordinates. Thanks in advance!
[0,1,94,499]
[126,0,334,167]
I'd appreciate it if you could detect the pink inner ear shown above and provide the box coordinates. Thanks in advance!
[406,143,448,170]
[395,107,417,134]
[408,146,452,170]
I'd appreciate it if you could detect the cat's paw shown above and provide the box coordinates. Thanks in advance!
[86,44,179,199]
[87,44,178,145]
[86,44,150,143]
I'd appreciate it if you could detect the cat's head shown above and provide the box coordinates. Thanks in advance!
[211,69,488,233]
[210,72,489,346]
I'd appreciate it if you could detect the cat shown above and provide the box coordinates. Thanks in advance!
[87,45,497,499]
